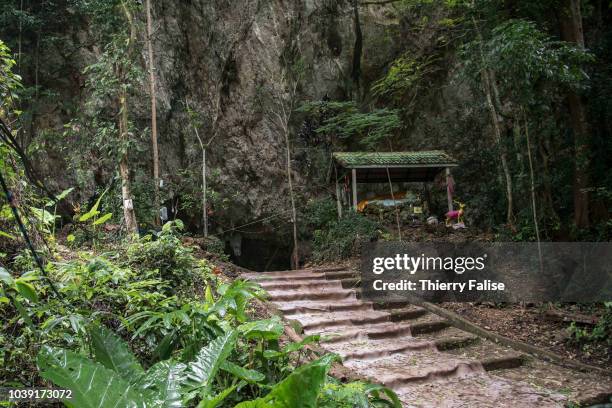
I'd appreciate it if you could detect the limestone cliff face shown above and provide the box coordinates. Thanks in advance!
[149,0,407,221]
[149,0,355,220]
[24,0,401,227]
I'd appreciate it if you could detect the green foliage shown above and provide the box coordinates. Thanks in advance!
[298,101,401,150]
[127,220,205,284]
[302,198,338,233]
[235,354,339,408]
[567,303,612,347]
[302,198,381,261]
[1,232,400,406]
[462,19,594,108]
[372,54,438,108]
[38,325,399,408]
[0,39,21,114]
[38,346,151,408]
[89,324,144,380]
[186,330,237,395]
[137,360,186,407]
[311,207,381,262]
[319,380,402,408]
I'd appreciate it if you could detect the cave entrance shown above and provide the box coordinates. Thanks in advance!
[226,236,292,272]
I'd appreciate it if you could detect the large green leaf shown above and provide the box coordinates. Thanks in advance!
[136,360,186,408]
[196,384,238,408]
[79,188,108,222]
[151,331,178,364]
[238,317,283,341]
[89,325,144,381]
[362,383,402,408]
[14,279,38,302]
[0,229,15,240]
[46,187,74,207]
[38,346,151,408]
[0,266,14,285]
[235,354,340,408]
[186,330,237,393]
[282,335,320,354]
[220,361,265,383]
[93,212,113,226]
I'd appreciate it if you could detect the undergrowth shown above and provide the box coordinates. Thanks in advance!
[304,198,381,262]
[0,220,400,407]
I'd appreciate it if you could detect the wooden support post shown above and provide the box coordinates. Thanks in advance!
[352,168,358,211]
[446,167,453,212]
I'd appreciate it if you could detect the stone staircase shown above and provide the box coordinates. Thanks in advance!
[243,267,612,408]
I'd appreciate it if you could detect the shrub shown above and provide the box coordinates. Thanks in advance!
[567,302,612,347]
[302,197,339,232]
[127,220,211,288]
[312,212,381,261]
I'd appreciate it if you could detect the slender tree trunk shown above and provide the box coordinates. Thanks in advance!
[187,100,208,237]
[351,0,363,97]
[538,135,558,223]
[202,148,208,237]
[560,0,590,228]
[284,125,299,269]
[119,90,138,235]
[386,167,402,241]
[145,0,161,225]
[17,0,23,68]
[482,69,515,227]
[472,17,514,227]
[119,0,138,235]
[524,112,542,270]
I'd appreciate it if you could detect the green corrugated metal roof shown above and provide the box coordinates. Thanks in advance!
[333,151,457,168]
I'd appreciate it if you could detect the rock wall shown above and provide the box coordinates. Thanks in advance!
[12,1,468,232]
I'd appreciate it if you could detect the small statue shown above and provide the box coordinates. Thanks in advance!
[445,201,466,227]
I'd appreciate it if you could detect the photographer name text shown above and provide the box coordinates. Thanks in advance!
[372,279,505,292]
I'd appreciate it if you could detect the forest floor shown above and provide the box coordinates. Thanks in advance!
[443,302,611,370]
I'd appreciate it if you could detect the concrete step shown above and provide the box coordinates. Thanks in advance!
[258,279,343,291]
[290,308,430,332]
[267,287,357,302]
[394,372,567,407]
[317,319,451,344]
[243,271,325,281]
[276,300,373,315]
[291,310,392,332]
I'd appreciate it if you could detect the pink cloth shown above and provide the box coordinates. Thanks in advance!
[446,210,461,219]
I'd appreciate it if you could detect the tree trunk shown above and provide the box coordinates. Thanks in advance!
[119,90,138,235]
[559,0,590,228]
[386,167,402,241]
[117,0,139,235]
[472,17,515,227]
[482,69,515,227]
[145,0,161,226]
[203,148,208,237]
[284,128,299,270]
[524,112,542,271]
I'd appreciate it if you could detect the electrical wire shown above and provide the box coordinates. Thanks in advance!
[0,118,56,202]
[0,117,63,299]
[0,168,62,299]
[214,207,293,235]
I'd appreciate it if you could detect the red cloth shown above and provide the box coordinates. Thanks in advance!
[446,174,455,197]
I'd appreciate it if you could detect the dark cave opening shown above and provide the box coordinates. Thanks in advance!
[226,236,292,272]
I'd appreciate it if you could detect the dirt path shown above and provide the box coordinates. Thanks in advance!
[243,267,612,408]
